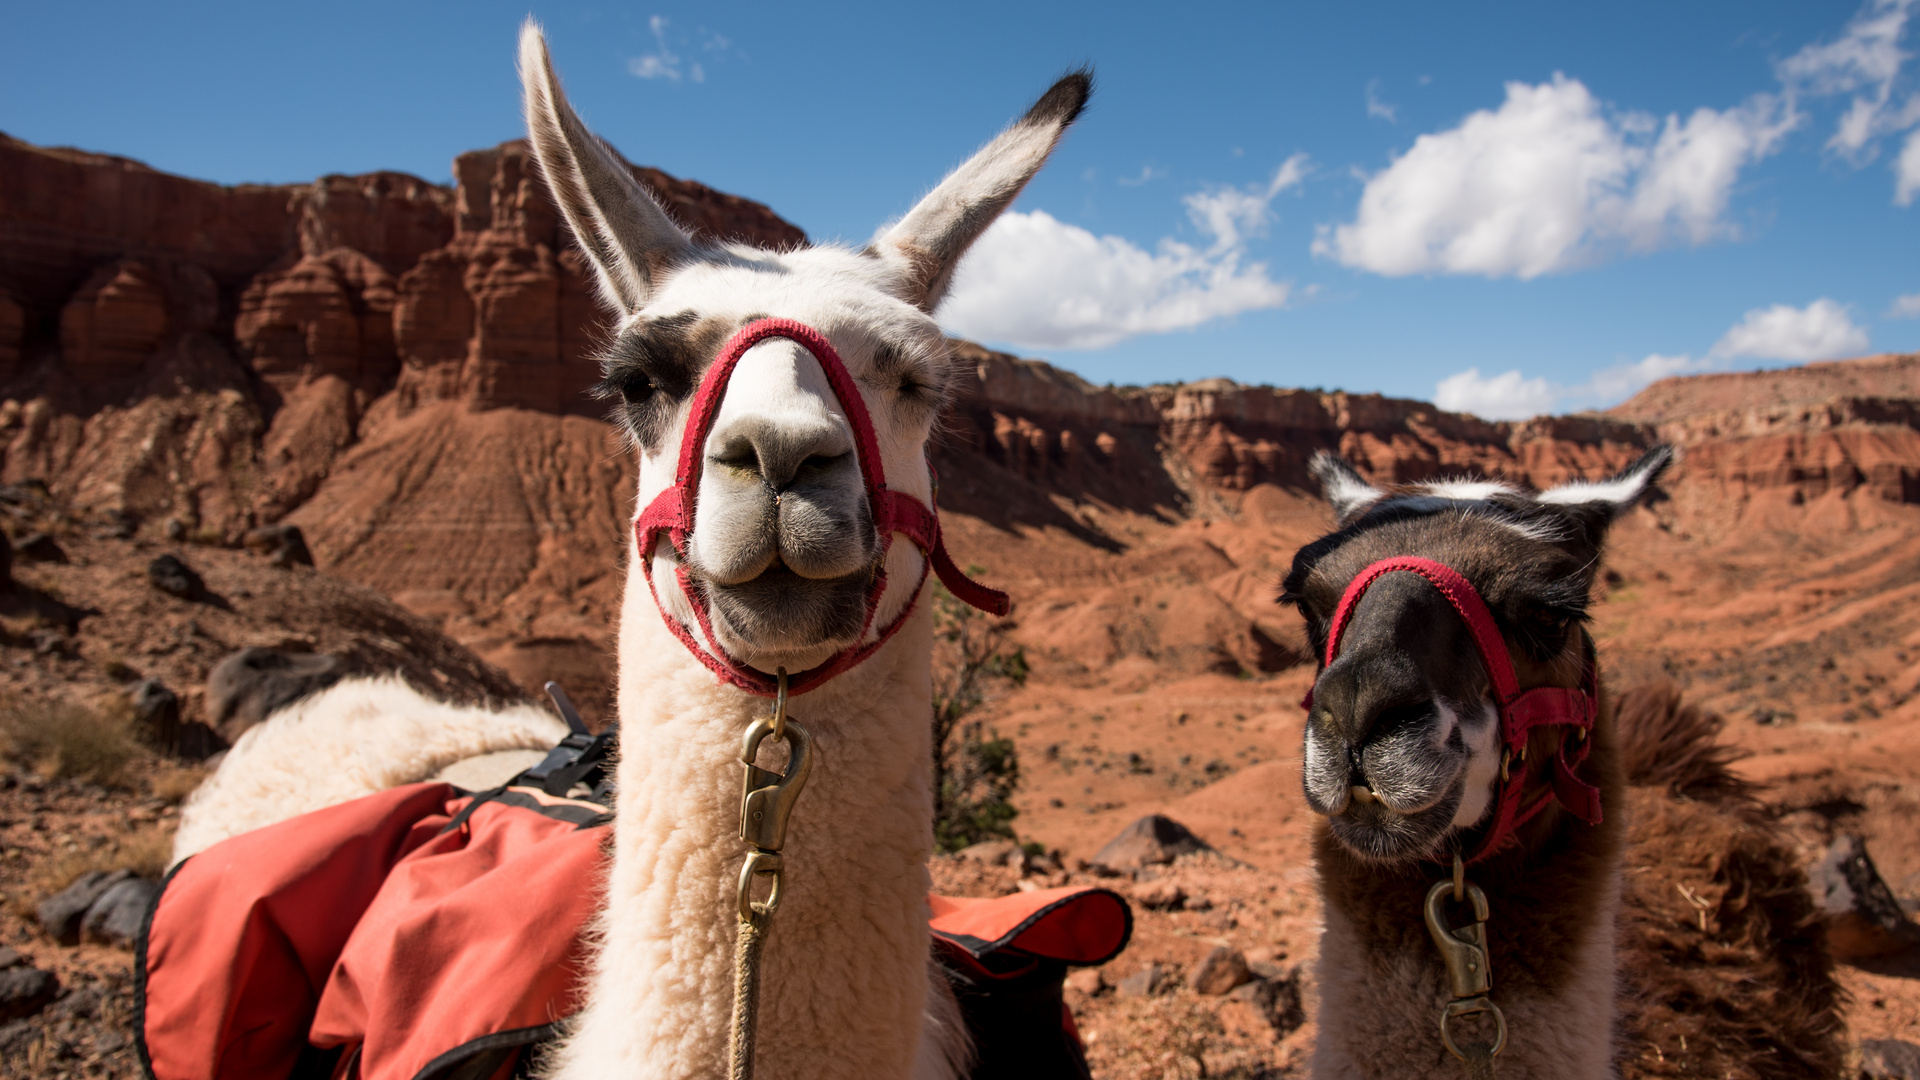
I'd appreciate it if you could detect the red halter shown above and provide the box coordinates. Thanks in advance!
[1304,556,1601,864]
[633,318,1010,697]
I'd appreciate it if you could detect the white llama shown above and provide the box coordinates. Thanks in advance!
[173,21,1091,1080]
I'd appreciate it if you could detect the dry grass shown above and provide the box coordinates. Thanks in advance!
[0,697,146,788]
[147,762,208,804]
[6,824,175,920]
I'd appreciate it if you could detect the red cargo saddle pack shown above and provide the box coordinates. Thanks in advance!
[137,782,1130,1080]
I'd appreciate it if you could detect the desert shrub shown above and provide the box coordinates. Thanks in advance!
[930,579,1029,853]
[0,698,145,787]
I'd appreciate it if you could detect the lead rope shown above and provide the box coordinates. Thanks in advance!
[1426,852,1508,1080]
[729,670,815,1080]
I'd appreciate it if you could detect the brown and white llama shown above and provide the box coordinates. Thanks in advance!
[174,22,1091,1080]
[1279,447,1673,1079]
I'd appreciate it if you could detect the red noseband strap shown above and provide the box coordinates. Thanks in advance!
[1305,556,1600,864]
[634,318,1009,697]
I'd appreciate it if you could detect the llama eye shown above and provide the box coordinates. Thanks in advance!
[618,372,656,404]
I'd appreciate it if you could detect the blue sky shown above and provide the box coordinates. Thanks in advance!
[4,0,1918,417]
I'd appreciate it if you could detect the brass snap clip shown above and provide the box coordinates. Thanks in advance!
[1426,866,1508,1065]
[1424,876,1492,1000]
[738,675,813,854]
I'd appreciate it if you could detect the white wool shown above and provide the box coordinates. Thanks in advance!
[171,676,566,865]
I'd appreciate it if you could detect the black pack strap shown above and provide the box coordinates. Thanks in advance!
[516,729,618,800]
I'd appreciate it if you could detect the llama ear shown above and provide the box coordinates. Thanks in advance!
[1535,445,1675,551]
[1310,452,1384,524]
[871,69,1092,312]
[519,21,693,313]
[1536,445,1676,518]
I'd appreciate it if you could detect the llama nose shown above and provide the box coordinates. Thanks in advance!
[709,416,856,492]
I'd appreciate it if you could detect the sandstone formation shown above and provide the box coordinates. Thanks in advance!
[0,133,803,723]
[2,126,1918,745]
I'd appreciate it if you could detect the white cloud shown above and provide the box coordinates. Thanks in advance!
[939,210,1292,351]
[1315,76,1794,279]
[1710,298,1871,360]
[1579,352,1716,405]
[1889,290,1920,316]
[940,157,1305,349]
[1117,165,1165,187]
[1898,127,1920,203]
[1432,300,1872,420]
[1780,0,1920,202]
[627,16,703,82]
[941,157,1307,350]
[1434,368,1557,420]
[1182,154,1309,253]
[1779,0,1917,157]
[1434,353,1711,420]
[1366,80,1399,123]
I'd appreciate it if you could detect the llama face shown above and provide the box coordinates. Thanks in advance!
[1281,448,1672,862]
[604,260,956,669]
[519,24,1087,674]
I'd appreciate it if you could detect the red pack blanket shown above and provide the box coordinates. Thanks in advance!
[136,782,1131,1080]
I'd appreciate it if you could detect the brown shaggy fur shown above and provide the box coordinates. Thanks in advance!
[1611,681,1845,1080]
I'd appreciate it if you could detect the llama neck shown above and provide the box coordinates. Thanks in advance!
[1310,744,1626,1080]
[548,560,937,1080]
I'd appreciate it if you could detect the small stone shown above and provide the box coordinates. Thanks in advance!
[0,965,59,1022]
[1115,962,1172,998]
[147,553,206,601]
[82,877,160,947]
[1091,814,1212,871]
[1810,835,1920,960]
[131,678,182,751]
[0,947,19,969]
[1228,969,1307,1039]
[206,646,345,743]
[164,517,188,541]
[37,869,133,945]
[1860,1039,1920,1080]
[1243,946,1288,981]
[243,523,314,568]
[958,839,1021,867]
[1132,880,1186,911]
[14,532,66,563]
[1190,945,1252,995]
[95,1030,129,1054]
[1065,968,1106,996]
[103,508,138,538]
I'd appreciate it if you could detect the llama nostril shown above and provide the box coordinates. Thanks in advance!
[713,440,762,477]
[790,452,851,488]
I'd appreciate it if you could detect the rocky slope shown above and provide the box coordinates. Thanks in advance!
[0,133,799,723]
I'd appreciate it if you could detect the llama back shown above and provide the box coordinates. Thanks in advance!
[171,675,567,864]
[1609,680,1844,1079]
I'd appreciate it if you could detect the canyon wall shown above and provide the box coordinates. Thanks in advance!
[3,130,1918,717]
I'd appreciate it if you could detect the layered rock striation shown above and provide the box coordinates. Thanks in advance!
[4,128,1919,711]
